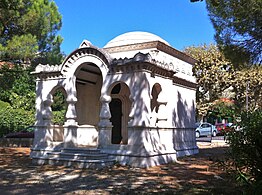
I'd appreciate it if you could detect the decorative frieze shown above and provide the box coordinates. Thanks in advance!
[104,41,197,65]
[110,52,176,79]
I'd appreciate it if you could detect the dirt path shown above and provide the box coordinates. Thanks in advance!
[0,144,241,194]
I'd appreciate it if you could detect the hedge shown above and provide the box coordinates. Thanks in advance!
[0,102,35,137]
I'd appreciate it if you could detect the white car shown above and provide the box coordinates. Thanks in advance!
[195,122,218,138]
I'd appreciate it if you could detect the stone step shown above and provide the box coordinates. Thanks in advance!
[32,147,116,169]
[47,152,109,160]
[61,148,101,154]
[32,156,116,169]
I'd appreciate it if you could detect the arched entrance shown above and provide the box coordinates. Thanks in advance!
[109,83,131,144]
[75,62,102,127]
[109,98,122,144]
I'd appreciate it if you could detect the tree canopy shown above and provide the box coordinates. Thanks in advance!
[0,0,63,64]
[191,0,262,66]
[0,0,64,134]
[207,0,262,66]
[185,44,262,119]
[184,44,234,117]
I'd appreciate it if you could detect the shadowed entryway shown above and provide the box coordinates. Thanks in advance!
[109,98,122,144]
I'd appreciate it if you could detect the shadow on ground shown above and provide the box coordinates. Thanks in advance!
[0,146,241,194]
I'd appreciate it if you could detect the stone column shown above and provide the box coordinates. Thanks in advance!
[65,76,78,126]
[64,78,78,148]
[98,95,112,148]
[32,93,53,149]
[65,95,78,126]
[63,95,78,148]
[42,94,53,126]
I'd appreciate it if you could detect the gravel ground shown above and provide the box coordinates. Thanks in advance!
[0,142,241,195]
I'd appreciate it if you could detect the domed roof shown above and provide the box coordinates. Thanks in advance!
[104,31,170,48]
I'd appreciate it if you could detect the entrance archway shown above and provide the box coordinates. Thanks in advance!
[75,62,102,127]
[109,83,131,144]
[109,98,122,144]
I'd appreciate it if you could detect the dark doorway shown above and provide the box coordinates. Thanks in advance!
[109,98,122,144]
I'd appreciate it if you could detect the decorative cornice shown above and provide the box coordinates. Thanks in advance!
[111,52,153,66]
[173,76,197,89]
[31,64,63,79]
[109,52,176,78]
[104,41,197,65]
[34,64,62,73]
[111,52,176,72]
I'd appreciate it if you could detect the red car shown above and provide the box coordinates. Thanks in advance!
[215,123,233,135]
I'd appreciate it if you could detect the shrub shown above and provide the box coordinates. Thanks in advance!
[227,109,262,193]
[0,100,10,109]
[0,105,34,137]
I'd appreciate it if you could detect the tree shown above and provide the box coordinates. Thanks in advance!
[184,44,234,117]
[191,0,262,66]
[0,0,63,64]
[0,0,64,134]
[232,66,262,111]
[185,44,262,122]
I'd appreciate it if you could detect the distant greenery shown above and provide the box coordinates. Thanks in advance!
[184,44,235,118]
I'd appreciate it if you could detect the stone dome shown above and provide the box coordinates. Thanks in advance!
[104,31,170,48]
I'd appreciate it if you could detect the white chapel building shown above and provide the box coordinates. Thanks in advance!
[30,32,198,168]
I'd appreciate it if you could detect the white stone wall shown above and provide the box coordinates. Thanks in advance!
[31,37,198,168]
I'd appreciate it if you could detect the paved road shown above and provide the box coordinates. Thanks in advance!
[196,135,225,142]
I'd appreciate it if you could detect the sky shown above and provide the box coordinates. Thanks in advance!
[54,0,215,55]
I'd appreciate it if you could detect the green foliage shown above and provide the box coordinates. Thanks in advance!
[52,110,66,125]
[185,45,262,118]
[210,99,237,120]
[6,34,38,61]
[232,66,262,111]
[0,105,35,137]
[0,0,63,64]
[0,100,10,109]
[227,109,262,191]
[9,91,36,111]
[0,65,35,110]
[51,89,66,125]
[0,0,65,135]
[0,67,35,135]
[184,44,235,116]
[206,0,262,65]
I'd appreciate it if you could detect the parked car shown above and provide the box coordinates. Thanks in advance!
[215,123,225,135]
[215,123,233,135]
[195,122,218,138]
[4,126,35,138]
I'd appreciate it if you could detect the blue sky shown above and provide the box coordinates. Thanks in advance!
[54,0,215,55]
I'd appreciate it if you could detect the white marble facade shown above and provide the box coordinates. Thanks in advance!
[30,32,198,167]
